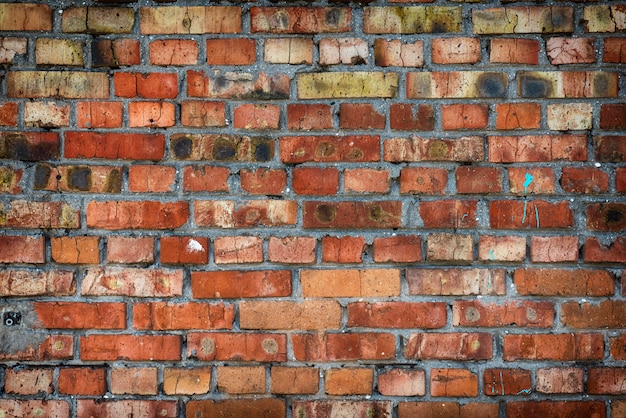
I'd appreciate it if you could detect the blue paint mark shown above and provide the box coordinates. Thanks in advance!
[522,200,528,224]
[499,371,505,395]
[517,388,531,395]
[523,172,534,195]
[488,249,495,261]
[534,206,540,228]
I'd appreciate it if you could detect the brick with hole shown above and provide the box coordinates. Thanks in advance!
[128,102,175,128]
[453,300,554,328]
[584,237,626,263]
[303,201,402,229]
[399,167,447,194]
[292,332,395,361]
[34,164,122,194]
[187,332,287,362]
[281,135,380,163]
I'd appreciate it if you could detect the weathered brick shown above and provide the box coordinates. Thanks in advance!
[400,167,447,194]
[80,335,182,361]
[65,132,165,161]
[584,5,626,32]
[408,72,507,98]
[453,300,554,328]
[129,102,175,128]
[0,38,27,64]
[292,333,395,361]
[320,37,368,65]
[0,236,44,264]
[326,368,373,395]
[195,200,296,228]
[604,38,626,63]
[281,135,380,163]
[111,368,158,396]
[594,136,626,162]
[240,168,286,195]
[0,102,19,126]
[390,104,434,131]
[251,7,351,33]
[496,103,541,130]
[213,236,263,264]
[601,104,626,130]
[171,134,273,162]
[490,38,540,64]
[484,368,531,396]
[0,4,52,31]
[0,200,79,229]
[34,164,121,194]
[431,369,478,397]
[587,368,626,394]
[348,302,445,328]
[217,366,265,394]
[192,270,291,299]
[404,333,492,360]
[584,236,626,263]
[187,332,287,362]
[265,38,313,64]
[77,101,123,128]
[0,270,75,297]
[163,367,211,395]
[518,71,618,98]
[478,235,526,262]
[322,236,365,263]
[188,70,290,99]
[507,401,606,418]
[514,268,613,296]
[301,268,400,297]
[181,101,226,127]
[490,200,573,229]
[35,39,83,66]
[530,236,578,262]
[432,37,481,64]
[611,334,626,361]
[378,369,425,397]
[385,136,484,162]
[426,233,474,262]
[140,6,242,34]
[58,368,107,396]
[234,104,280,130]
[345,169,390,194]
[295,401,392,418]
[473,7,574,34]
[5,66,103,95]
[298,72,398,99]
[503,333,604,361]
[588,202,626,231]
[536,367,584,394]
[92,38,140,67]
[183,165,230,193]
[304,201,402,229]
[561,301,626,328]
[339,103,385,130]
[4,368,53,395]
[134,302,233,330]
[562,167,609,194]
[78,400,177,418]
[0,335,73,361]
[87,201,188,230]
[0,401,69,418]
[457,167,503,194]
[187,400,284,418]
[268,236,316,264]
[81,266,183,297]
[62,7,134,34]
[547,37,595,64]
[374,39,423,67]
[287,104,333,130]
[107,237,154,264]
[617,168,626,192]
[114,72,178,99]
[0,166,22,194]
[442,104,489,130]
[508,167,555,195]
[129,165,176,193]
[548,103,593,131]
[271,367,319,395]
[240,301,342,330]
[422,201,478,229]
[373,235,421,263]
[364,6,462,33]
[51,236,100,264]
[398,402,499,418]
[0,132,59,161]
[149,39,198,65]
[408,268,506,296]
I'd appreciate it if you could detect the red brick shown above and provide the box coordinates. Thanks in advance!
[187,400,285,418]
[234,104,280,130]
[292,332,395,361]
[588,368,626,394]
[133,302,233,330]
[4,368,53,395]
[432,37,481,64]
[187,69,289,100]
[1,200,79,229]
[400,167,447,194]
[76,101,123,128]
[149,39,198,65]
[87,201,188,230]
[348,302,445,328]
[321,236,365,263]
[0,335,73,362]
[301,268,400,297]
[507,401,605,418]
[114,72,178,99]
[0,401,69,418]
[92,39,140,67]
[163,367,211,395]
[561,300,626,328]
[398,402,499,418]
[588,202,626,231]
[293,167,339,195]
[251,7,351,33]
[408,268,506,296]
[181,101,226,127]
[65,132,165,161]
[240,168,286,195]
[265,38,313,64]
[611,334,626,361]
[344,168,390,193]
[304,200,402,229]
[453,300,555,328]
[490,39,540,64]
[384,136,484,162]
[595,136,626,162]
[503,333,603,361]
[187,332,287,362]
[484,368,531,396]
[111,367,158,395]
[601,103,626,130]
[217,366,265,394]
[509,167,555,195]
[0,270,75,297]
[0,102,18,126]
[373,235,421,262]
[280,135,380,163]
[160,236,209,265]
[584,236,626,263]
[128,101,175,128]
[183,165,230,193]
[442,104,488,130]
[0,236,44,264]
[80,335,181,361]
[617,167,626,192]
[389,104,434,131]
[339,103,385,130]
[78,400,177,418]
[404,333,492,360]
[107,236,154,264]
[195,200,297,228]
[214,236,263,264]
[478,235,526,262]
[295,401,392,418]
[496,103,541,130]
[58,368,106,396]
[34,302,125,329]
[536,367,584,394]
[378,369,425,397]
[192,270,291,299]
[0,132,59,161]
[271,367,319,394]
[604,37,626,63]
[530,236,578,262]
[81,266,183,297]
[489,134,587,162]
[490,200,573,229]
[287,104,333,130]
[456,167,503,194]
[431,369,478,397]
[514,268,613,296]
[420,200,478,229]
[268,236,316,264]
[240,301,342,330]
[320,37,368,65]
[426,233,473,262]
[129,165,176,192]
[326,368,373,395]
[374,39,423,67]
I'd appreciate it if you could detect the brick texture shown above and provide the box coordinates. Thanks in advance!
[0,0,622,415]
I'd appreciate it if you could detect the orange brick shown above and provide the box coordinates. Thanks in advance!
[348,301,445,329]
[0,236,44,264]
[292,332,394,361]
[234,104,280,130]
[271,367,319,395]
[183,165,230,193]
[181,101,226,127]
[301,268,400,297]
[129,102,175,128]
[92,39,140,67]
[34,302,125,329]
[160,236,209,265]
[240,168,286,195]
[4,368,53,395]
[431,369,478,397]
[453,300,554,328]
[404,333,492,360]
[514,268,613,296]
[378,369,425,397]
[207,38,255,65]
[149,39,198,65]
[240,300,342,330]
[129,165,176,192]
[373,235,422,263]
[163,368,211,395]
[187,332,287,362]
[51,237,100,264]
[268,236,316,264]
[107,237,154,264]
[77,101,123,128]
[432,37,481,64]
[490,39,540,64]
[217,366,265,394]
[503,333,603,361]
[111,368,158,395]
[293,167,339,195]
[530,236,578,263]
[442,104,488,130]
[326,368,373,395]
[321,236,365,263]
[495,103,541,130]
[192,270,291,299]
[339,103,386,130]
[407,268,506,296]
[58,368,106,396]
[0,102,18,126]
[80,335,182,361]
[287,104,333,130]
[374,39,423,67]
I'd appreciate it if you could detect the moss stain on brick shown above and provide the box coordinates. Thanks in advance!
[67,166,92,191]
[106,169,122,193]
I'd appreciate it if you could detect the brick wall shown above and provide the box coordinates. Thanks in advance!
[0,1,625,417]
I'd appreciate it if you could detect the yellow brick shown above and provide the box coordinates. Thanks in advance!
[62,7,134,34]
[473,7,574,34]
[407,71,507,98]
[518,71,618,98]
[140,6,242,34]
[297,72,398,99]
[7,71,109,99]
[36,39,84,66]
[364,6,462,34]
[584,6,626,32]
[0,4,51,31]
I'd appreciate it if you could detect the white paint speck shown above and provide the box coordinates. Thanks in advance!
[187,239,204,253]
